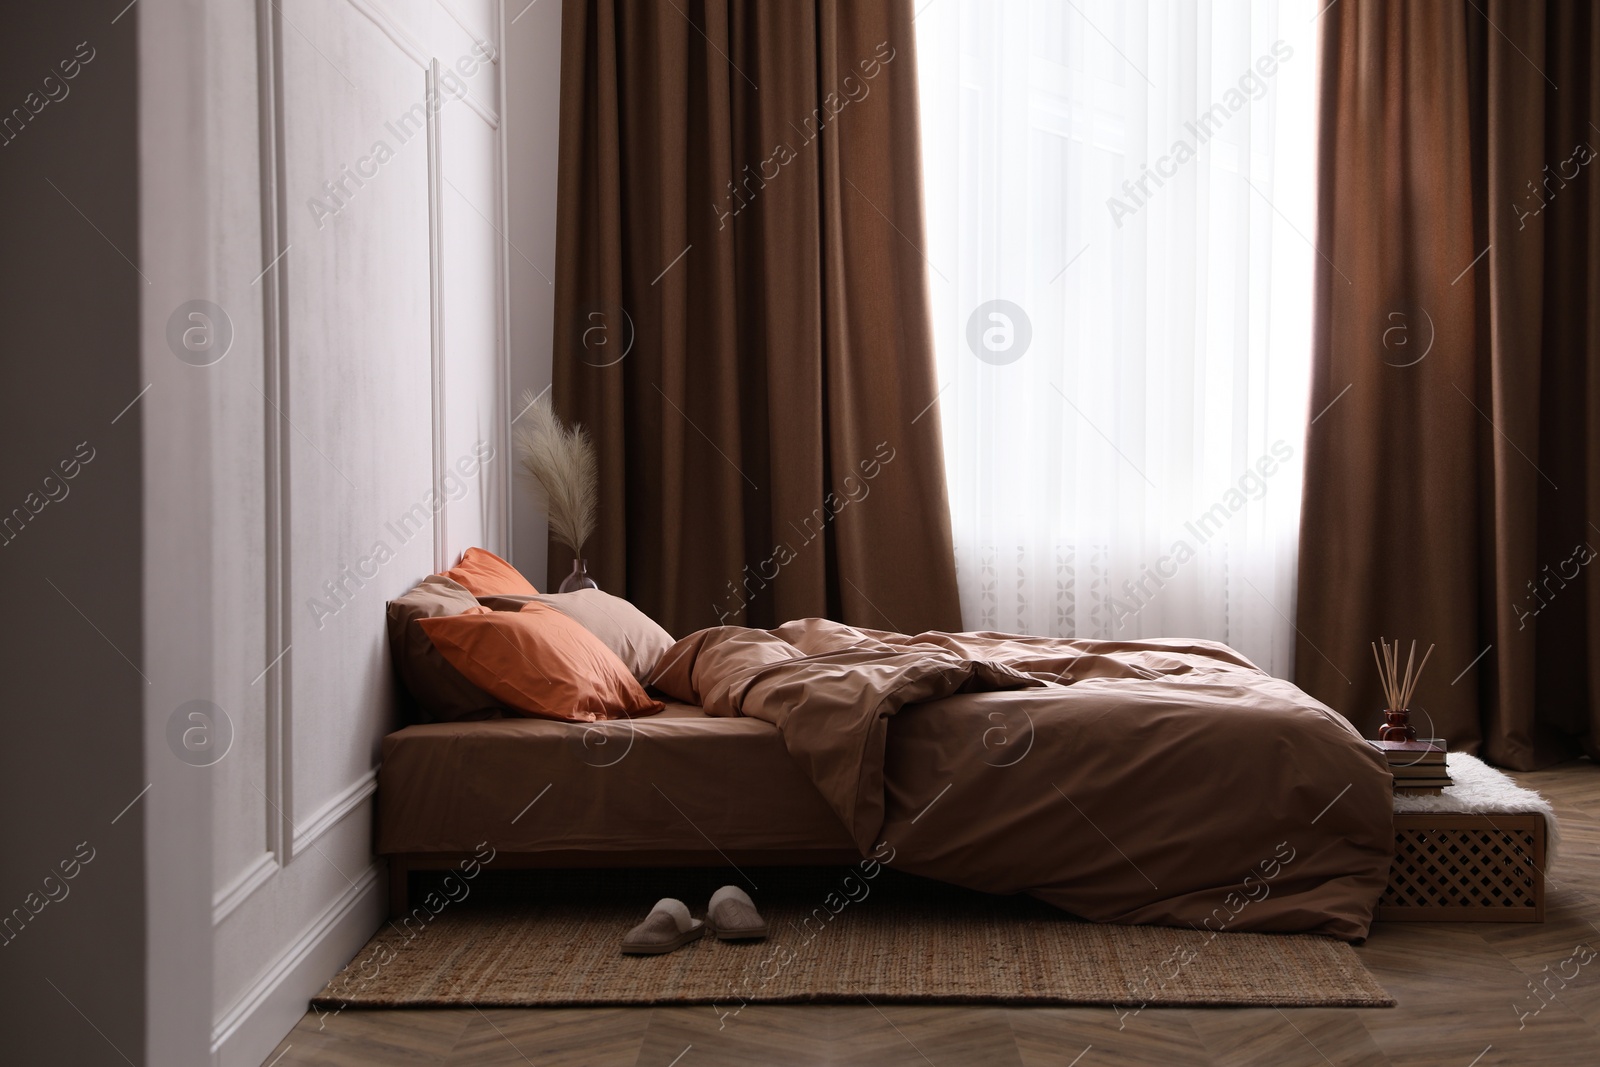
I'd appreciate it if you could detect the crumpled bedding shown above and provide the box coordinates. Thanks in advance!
[652,618,1394,941]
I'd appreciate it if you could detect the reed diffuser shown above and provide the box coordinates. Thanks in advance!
[1370,637,1435,741]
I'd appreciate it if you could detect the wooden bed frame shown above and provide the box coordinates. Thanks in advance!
[387,848,862,918]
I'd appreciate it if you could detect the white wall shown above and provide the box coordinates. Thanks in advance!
[504,0,562,584]
[137,1,557,1063]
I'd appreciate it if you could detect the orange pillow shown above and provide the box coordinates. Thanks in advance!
[439,547,538,597]
[418,603,663,722]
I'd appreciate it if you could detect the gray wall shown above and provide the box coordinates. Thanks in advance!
[0,1,147,1063]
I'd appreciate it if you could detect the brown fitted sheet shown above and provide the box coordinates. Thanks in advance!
[376,704,856,856]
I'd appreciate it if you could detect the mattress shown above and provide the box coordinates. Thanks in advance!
[377,703,856,856]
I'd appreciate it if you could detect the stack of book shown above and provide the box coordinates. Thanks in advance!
[1367,739,1452,795]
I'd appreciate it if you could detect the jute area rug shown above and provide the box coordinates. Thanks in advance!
[313,869,1393,1010]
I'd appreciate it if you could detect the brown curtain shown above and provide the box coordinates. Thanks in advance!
[1298,0,1600,769]
[549,0,962,639]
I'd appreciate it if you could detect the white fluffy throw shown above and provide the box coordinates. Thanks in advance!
[1392,752,1561,867]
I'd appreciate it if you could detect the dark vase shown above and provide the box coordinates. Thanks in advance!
[559,558,599,593]
[1378,707,1417,742]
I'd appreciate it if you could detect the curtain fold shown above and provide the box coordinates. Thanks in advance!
[550,0,962,638]
[1298,0,1600,769]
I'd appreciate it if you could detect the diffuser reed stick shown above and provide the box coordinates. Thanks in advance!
[1401,643,1434,709]
[1371,642,1392,708]
[1370,637,1436,711]
[1372,637,1433,742]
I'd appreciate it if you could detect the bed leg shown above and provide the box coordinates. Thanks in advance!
[387,857,409,919]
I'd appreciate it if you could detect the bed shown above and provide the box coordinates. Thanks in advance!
[379,703,859,917]
[379,617,1396,941]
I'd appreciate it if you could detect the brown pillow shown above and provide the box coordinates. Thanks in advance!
[478,588,675,683]
[385,575,502,722]
[419,604,664,722]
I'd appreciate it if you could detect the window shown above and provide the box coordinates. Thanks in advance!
[916,0,1317,676]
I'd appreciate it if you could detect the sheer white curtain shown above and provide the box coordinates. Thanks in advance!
[915,0,1317,677]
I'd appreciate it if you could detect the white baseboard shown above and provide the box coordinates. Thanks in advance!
[211,862,385,1067]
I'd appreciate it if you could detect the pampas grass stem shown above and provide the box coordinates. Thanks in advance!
[513,390,597,556]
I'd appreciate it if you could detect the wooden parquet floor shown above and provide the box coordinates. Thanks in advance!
[263,760,1600,1066]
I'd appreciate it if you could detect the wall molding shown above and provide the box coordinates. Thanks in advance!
[344,0,502,129]
[291,768,379,855]
[495,0,513,558]
[213,852,281,926]
[257,0,293,875]
[427,59,449,572]
[437,0,499,63]
[211,863,384,1065]
[346,0,429,67]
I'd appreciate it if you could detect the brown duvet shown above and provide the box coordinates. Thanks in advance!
[651,619,1395,941]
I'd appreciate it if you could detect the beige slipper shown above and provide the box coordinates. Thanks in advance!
[705,885,768,941]
[621,898,704,955]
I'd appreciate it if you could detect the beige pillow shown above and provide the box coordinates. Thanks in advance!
[386,575,502,722]
[478,588,674,683]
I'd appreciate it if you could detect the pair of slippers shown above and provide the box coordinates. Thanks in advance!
[620,886,768,955]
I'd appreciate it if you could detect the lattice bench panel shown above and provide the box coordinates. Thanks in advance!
[1376,814,1545,922]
